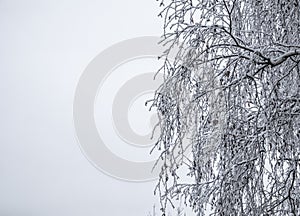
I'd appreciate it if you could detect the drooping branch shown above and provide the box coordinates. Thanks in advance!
[152,0,300,215]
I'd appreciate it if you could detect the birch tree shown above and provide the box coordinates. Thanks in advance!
[150,0,300,215]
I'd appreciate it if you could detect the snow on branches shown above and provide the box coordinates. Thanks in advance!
[151,0,300,215]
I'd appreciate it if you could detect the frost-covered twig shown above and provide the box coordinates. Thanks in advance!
[151,0,300,215]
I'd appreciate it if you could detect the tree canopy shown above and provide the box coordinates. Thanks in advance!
[151,0,300,215]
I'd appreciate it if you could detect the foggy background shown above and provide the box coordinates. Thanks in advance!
[0,0,166,215]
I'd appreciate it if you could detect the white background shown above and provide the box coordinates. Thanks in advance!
[0,0,167,215]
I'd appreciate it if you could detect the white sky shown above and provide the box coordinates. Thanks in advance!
[0,0,174,215]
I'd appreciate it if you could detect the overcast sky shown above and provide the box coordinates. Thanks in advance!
[0,0,173,215]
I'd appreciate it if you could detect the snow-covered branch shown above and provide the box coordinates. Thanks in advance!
[152,0,300,215]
